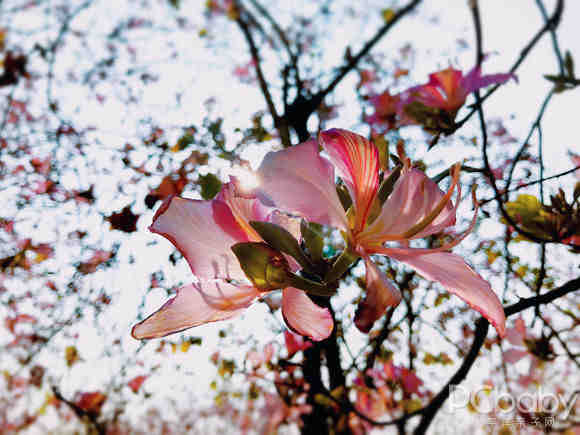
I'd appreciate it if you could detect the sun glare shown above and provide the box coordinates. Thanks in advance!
[230,166,260,191]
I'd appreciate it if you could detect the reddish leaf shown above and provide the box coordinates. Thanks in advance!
[128,375,147,393]
[5,314,37,334]
[106,206,140,233]
[0,51,29,87]
[75,392,107,415]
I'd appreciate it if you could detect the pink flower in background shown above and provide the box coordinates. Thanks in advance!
[132,182,333,341]
[246,342,275,369]
[260,393,312,435]
[357,69,377,90]
[366,90,401,131]
[284,330,313,357]
[503,317,554,388]
[400,65,514,113]
[252,129,506,336]
[367,66,514,132]
[570,151,580,179]
[233,60,256,84]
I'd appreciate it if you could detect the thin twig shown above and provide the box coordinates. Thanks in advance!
[455,0,564,128]
[316,0,423,102]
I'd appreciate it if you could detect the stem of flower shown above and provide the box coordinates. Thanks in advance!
[287,273,336,297]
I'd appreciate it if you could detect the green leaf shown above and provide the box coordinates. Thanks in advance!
[377,165,402,204]
[336,183,352,211]
[565,50,574,78]
[373,136,390,171]
[324,248,360,283]
[199,173,222,199]
[250,221,313,271]
[301,220,324,262]
[174,133,194,151]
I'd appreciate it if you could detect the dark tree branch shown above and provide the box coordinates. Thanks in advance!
[479,165,580,206]
[235,4,293,147]
[504,277,580,316]
[410,276,580,434]
[315,277,580,433]
[505,90,554,197]
[51,387,106,435]
[364,307,395,373]
[541,315,580,369]
[535,0,565,75]
[247,0,301,85]
[409,4,575,431]
[413,318,489,434]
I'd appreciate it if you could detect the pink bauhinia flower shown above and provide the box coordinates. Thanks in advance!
[366,90,401,131]
[132,182,333,341]
[400,65,514,114]
[252,129,506,336]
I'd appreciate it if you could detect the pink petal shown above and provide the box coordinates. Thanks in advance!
[361,168,456,244]
[131,281,260,339]
[217,182,271,242]
[385,251,506,337]
[370,90,399,118]
[367,185,478,256]
[355,389,387,420]
[281,287,333,341]
[503,348,529,364]
[128,375,147,393]
[268,210,302,241]
[354,258,401,333]
[505,317,526,346]
[400,67,465,112]
[246,343,275,369]
[461,66,515,95]
[149,196,248,281]
[429,67,465,108]
[284,330,313,357]
[319,129,380,232]
[253,139,348,230]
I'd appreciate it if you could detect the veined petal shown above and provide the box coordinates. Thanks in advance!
[150,196,248,281]
[320,129,380,232]
[360,168,457,245]
[368,186,478,256]
[430,67,465,109]
[217,182,271,242]
[385,251,506,337]
[430,67,463,95]
[253,140,348,230]
[131,281,260,339]
[354,258,401,333]
[281,287,333,341]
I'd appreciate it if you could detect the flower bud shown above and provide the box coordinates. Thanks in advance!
[231,242,290,291]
